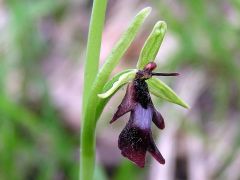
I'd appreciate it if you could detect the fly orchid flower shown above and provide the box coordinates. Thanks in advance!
[110,62,179,167]
[98,20,188,168]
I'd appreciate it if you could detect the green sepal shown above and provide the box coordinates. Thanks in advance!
[147,77,189,108]
[137,21,167,69]
[98,69,137,99]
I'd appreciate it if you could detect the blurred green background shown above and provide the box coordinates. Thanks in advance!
[0,0,240,179]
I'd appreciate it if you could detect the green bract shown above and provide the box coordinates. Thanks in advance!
[137,21,167,69]
[98,69,137,98]
[147,77,189,108]
[96,7,152,88]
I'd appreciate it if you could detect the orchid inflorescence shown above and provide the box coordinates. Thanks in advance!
[82,6,189,179]
[97,8,189,168]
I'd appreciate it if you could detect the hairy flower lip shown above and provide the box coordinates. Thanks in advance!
[118,103,165,167]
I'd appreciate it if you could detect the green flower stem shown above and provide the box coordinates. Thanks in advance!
[81,0,108,179]
[81,6,151,180]
[82,0,108,112]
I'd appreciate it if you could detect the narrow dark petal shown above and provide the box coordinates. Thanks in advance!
[110,83,137,123]
[152,108,165,129]
[148,134,165,164]
[151,72,179,76]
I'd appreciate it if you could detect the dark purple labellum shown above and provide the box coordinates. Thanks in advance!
[111,62,178,167]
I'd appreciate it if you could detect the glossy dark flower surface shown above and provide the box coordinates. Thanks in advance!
[111,62,166,167]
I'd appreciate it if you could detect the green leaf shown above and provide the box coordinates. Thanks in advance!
[147,77,189,108]
[137,21,167,69]
[98,69,137,98]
